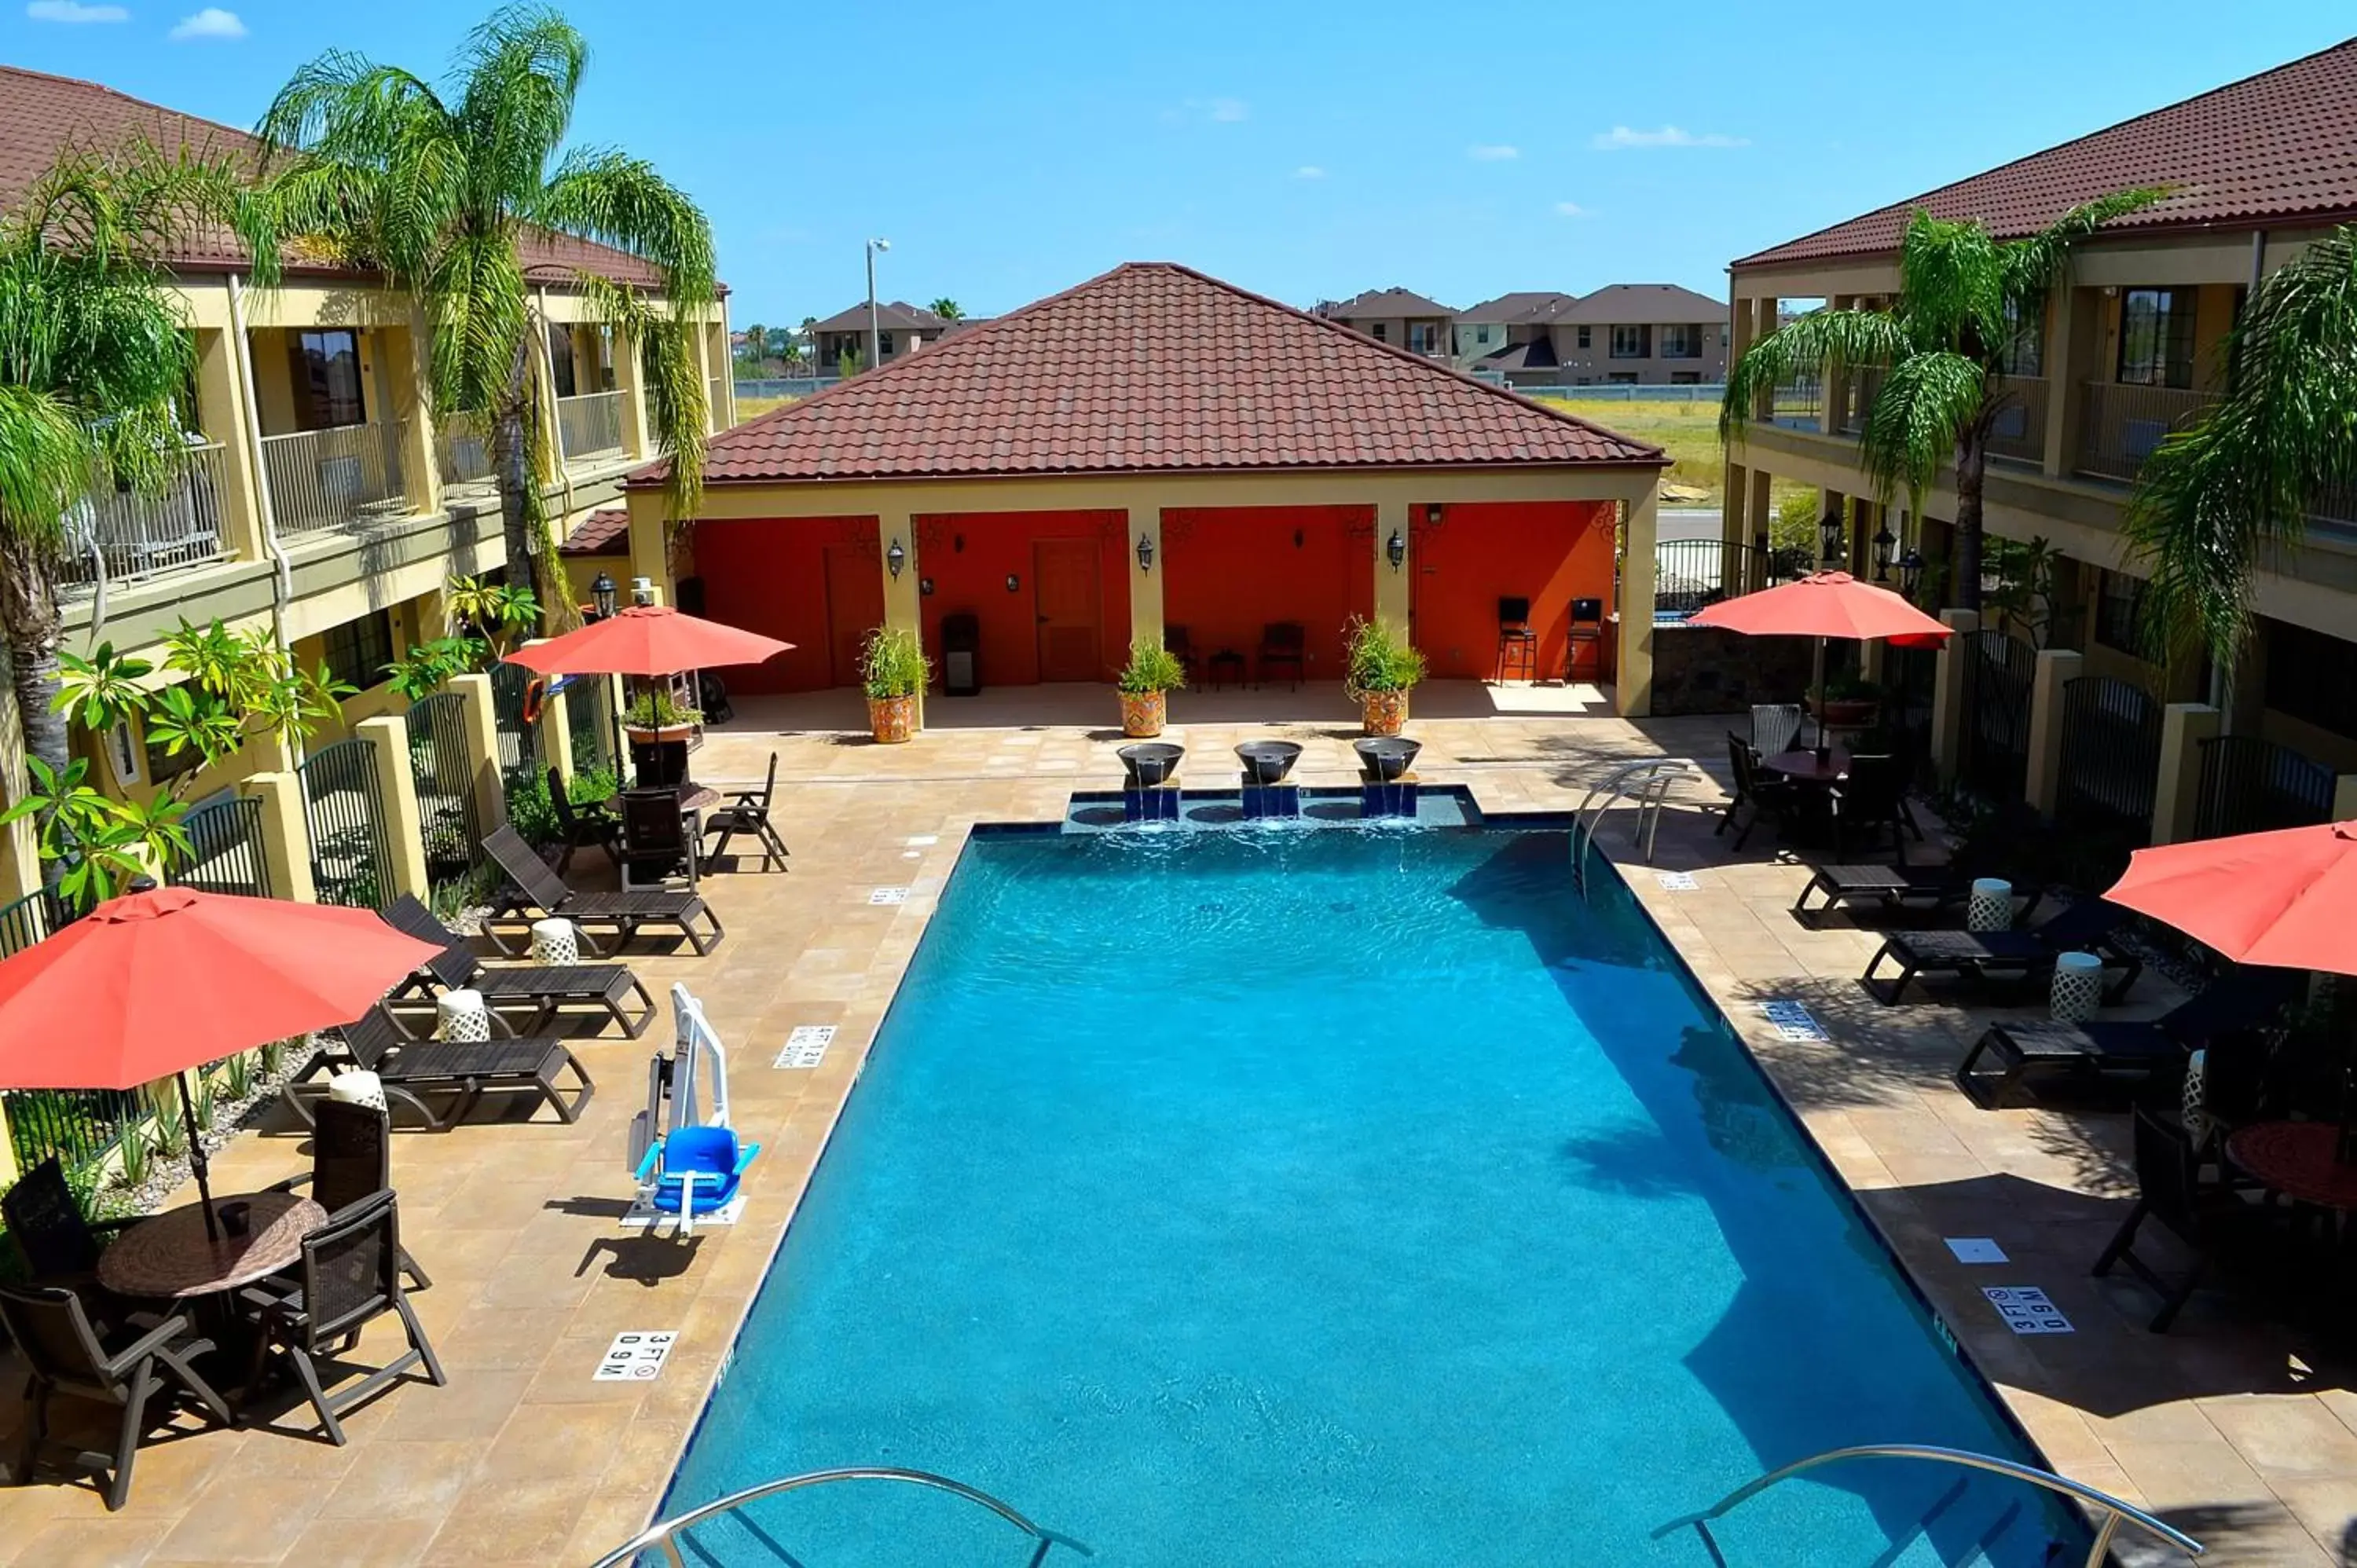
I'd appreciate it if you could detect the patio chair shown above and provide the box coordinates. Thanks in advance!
[1749,702,1805,759]
[382,893,658,1039]
[545,768,620,875]
[1258,622,1306,689]
[697,672,735,727]
[1163,625,1197,688]
[1860,896,2143,1006]
[482,825,725,958]
[0,1284,232,1510]
[281,1002,594,1130]
[701,753,790,873]
[1828,752,1920,858]
[1714,734,1806,851]
[267,1100,431,1290]
[236,1189,445,1446]
[2,1157,140,1294]
[2092,1103,2291,1332]
[634,1124,762,1239]
[619,789,699,890]
[1954,966,2303,1110]
[1495,598,1538,683]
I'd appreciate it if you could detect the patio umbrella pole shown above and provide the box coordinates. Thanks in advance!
[176,1069,222,1244]
[1813,636,1830,755]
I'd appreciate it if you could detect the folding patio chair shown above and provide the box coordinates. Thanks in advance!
[701,753,790,873]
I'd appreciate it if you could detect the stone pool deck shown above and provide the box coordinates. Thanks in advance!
[0,680,2347,1566]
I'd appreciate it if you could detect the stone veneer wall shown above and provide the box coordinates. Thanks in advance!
[1648,624,1816,716]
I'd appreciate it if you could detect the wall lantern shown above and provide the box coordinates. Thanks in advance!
[1423,504,1442,526]
[1386,530,1407,571]
[1818,508,1846,566]
[1871,518,1897,581]
[1006,573,1021,593]
[919,577,935,597]
[885,538,907,579]
[1900,548,1925,599]
[1136,533,1155,573]
[589,572,618,621]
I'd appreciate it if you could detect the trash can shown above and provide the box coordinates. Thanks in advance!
[942,613,981,696]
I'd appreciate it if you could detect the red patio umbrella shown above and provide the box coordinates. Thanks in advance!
[2106,820,2357,976]
[1685,571,1953,749]
[0,885,444,1238]
[502,605,793,678]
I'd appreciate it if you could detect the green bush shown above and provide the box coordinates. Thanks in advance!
[1342,616,1426,695]
[859,626,929,699]
[1118,638,1187,695]
[504,764,621,848]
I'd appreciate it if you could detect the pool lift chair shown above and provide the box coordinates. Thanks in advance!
[627,984,761,1236]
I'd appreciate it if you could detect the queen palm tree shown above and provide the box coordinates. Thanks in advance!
[0,141,276,820]
[258,5,715,628]
[1724,192,2161,611]
[928,297,963,322]
[2123,225,2357,676]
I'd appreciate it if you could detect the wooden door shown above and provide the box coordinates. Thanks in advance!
[1033,539,1102,682]
[824,545,885,687]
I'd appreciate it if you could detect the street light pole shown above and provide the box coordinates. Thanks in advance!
[865,237,891,372]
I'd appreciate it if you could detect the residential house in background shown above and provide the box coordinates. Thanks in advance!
[1723,36,2357,795]
[1316,288,1457,357]
[1552,285,1728,385]
[809,300,966,371]
[1453,291,1578,379]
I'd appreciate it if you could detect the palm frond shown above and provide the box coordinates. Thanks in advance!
[1892,211,2008,360]
[533,148,716,306]
[454,5,586,224]
[573,272,706,528]
[1858,350,1989,511]
[2000,188,2170,310]
[1720,308,1911,436]
[0,387,95,551]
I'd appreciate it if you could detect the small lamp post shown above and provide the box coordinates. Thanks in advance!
[885,538,907,580]
[1871,518,1897,582]
[589,572,618,621]
[1386,529,1406,572]
[1900,548,1925,601]
[1818,508,1846,569]
[1135,533,1154,573]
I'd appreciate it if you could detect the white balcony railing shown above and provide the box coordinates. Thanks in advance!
[436,409,498,493]
[260,420,412,537]
[557,390,627,463]
[2075,382,2216,484]
[55,441,232,594]
[1985,375,2048,465]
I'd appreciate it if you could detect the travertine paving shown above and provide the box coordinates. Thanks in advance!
[0,680,2346,1565]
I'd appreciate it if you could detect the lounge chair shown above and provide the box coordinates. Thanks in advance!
[701,753,790,874]
[2092,1103,2292,1332]
[382,894,657,1038]
[1791,852,2044,929]
[282,1003,596,1130]
[482,824,724,958]
[0,1284,232,1510]
[634,1124,761,1239]
[236,1190,444,1445]
[1953,966,2301,1109]
[1860,896,2143,1006]
[268,1100,432,1289]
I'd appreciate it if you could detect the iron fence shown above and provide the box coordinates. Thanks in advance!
[1882,643,1940,789]
[2194,735,2334,841]
[2075,383,2216,484]
[556,390,627,463]
[261,420,412,536]
[1958,630,2035,805]
[490,660,542,785]
[170,795,271,898]
[406,693,482,878]
[2055,677,2161,841]
[0,885,68,959]
[565,674,614,774]
[299,736,393,908]
[5,1086,146,1185]
[53,442,231,594]
[1653,538,1812,620]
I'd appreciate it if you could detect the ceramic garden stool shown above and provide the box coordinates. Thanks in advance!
[1967,878,2013,932]
[2049,951,2105,1024]
[530,918,581,965]
[434,987,492,1042]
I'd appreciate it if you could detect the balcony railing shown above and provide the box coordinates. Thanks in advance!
[436,410,498,496]
[557,390,627,463]
[261,420,412,537]
[2075,381,2216,484]
[1985,375,2048,465]
[1769,375,1820,432]
[1835,368,1881,436]
[55,441,232,594]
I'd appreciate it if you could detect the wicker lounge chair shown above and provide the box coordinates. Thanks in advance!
[282,1004,596,1130]
[482,825,724,957]
[1953,966,2301,1109]
[382,895,657,1038]
[1860,896,2143,1006]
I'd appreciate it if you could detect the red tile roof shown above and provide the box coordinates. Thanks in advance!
[561,507,630,555]
[653,263,1663,487]
[0,65,685,291]
[1736,38,2357,269]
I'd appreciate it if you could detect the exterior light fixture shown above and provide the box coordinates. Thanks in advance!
[1423,504,1442,526]
[1136,533,1154,573]
[1006,573,1021,593]
[1818,508,1846,566]
[1871,518,1897,581]
[1386,529,1407,571]
[629,576,656,606]
[885,538,907,579]
[1900,548,1925,599]
[589,572,618,621]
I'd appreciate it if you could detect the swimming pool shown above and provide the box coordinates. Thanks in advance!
[663,825,2075,1565]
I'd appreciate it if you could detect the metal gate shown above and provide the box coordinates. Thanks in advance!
[170,795,272,897]
[298,736,393,908]
[2194,735,2334,840]
[1882,642,1939,789]
[565,673,614,775]
[406,692,483,878]
[1958,630,2036,804]
[2055,677,2162,841]
[489,660,541,785]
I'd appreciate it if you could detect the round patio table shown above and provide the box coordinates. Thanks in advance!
[97,1192,326,1299]
[2226,1122,2357,1210]
[1763,748,1853,785]
[604,782,720,815]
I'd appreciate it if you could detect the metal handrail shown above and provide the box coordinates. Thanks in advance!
[1654,1443,2203,1568]
[1571,757,1699,889]
[585,1466,1088,1567]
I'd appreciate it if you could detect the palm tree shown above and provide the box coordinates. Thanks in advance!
[929,297,963,322]
[258,5,715,628]
[1725,192,2161,611]
[738,321,767,368]
[2124,225,2357,676]
[0,141,276,822]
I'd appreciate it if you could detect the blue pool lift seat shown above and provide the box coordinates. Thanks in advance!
[634,1125,761,1236]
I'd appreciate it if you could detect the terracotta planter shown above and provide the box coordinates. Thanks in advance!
[1120,689,1168,738]
[1359,689,1409,737]
[1809,698,1880,728]
[867,693,918,744]
[622,721,696,746]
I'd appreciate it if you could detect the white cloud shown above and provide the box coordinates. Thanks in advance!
[26,1,130,22]
[1293,165,1325,180]
[1554,201,1590,218]
[1208,97,1248,123]
[1468,144,1519,162]
[168,5,242,36]
[1592,124,1748,150]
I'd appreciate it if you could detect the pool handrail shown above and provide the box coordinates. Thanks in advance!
[1571,757,1700,889]
[585,1465,1089,1566]
[1652,1442,2203,1566]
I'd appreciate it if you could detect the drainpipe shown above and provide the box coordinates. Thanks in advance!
[228,273,293,650]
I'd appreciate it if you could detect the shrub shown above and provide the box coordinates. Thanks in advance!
[1342,616,1426,695]
[621,687,700,730]
[1118,639,1187,695]
[860,626,929,699]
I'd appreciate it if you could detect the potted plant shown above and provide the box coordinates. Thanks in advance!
[860,625,929,744]
[1116,638,1186,738]
[1343,616,1425,737]
[621,686,699,744]
[1809,674,1882,729]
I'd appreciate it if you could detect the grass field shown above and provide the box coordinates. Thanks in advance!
[733,394,797,422]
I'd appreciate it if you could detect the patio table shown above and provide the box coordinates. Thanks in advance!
[2227,1122,2357,1211]
[1763,748,1853,785]
[603,782,720,815]
[98,1192,326,1299]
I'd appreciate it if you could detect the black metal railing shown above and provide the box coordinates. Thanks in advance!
[1958,630,2035,805]
[489,661,541,786]
[406,693,482,879]
[5,1086,146,1184]
[299,737,393,909]
[170,795,271,898]
[1654,538,1812,619]
[566,674,614,775]
[0,885,68,960]
[2194,735,2334,841]
[2055,677,2161,840]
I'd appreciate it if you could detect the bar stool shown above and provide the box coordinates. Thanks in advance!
[1495,597,1538,683]
[1565,596,1606,683]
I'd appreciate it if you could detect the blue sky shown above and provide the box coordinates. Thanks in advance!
[9,1,2354,324]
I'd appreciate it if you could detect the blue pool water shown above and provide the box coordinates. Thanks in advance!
[663,826,2074,1566]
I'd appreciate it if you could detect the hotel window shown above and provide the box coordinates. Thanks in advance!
[547,326,577,398]
[2117,288,2195,388]
[1370,324,1387,343]
[1610,324,1651,358]
[1996,297,2043,376]
[1607,372,1639,385]
[1660,323,1702,359]
[1575,325,1591,349]
[1408,323,1437,354]
[878,332,895,356]
[2266,619,2357,739]
[322,610,395,692]
[291,329,366,429]
[2094,570,2146,654]
[1475,324,1492,344]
